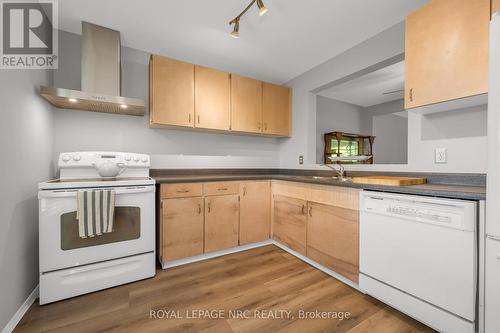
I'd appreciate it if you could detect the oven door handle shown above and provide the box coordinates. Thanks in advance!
[38,186,155,199]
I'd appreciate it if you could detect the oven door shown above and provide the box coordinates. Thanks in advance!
[39,185,155,272]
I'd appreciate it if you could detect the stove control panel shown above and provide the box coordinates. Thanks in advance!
[58,152,150,168]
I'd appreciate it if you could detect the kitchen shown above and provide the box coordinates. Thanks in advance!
[0,0,497,332]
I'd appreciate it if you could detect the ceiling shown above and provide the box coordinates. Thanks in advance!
[57,0,428,84]
[317,61,405,107]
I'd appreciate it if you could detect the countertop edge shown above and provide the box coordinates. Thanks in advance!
[152,174,486,201]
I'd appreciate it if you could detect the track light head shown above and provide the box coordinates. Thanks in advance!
[229,0,268,38]
[230,19,240,38]
[256,0,268,16]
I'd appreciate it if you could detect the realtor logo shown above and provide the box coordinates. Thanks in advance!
[1,0,58,69]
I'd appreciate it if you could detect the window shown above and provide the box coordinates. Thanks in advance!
[332,139,359,157]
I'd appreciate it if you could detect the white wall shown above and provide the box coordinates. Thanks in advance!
[363,99,408,164]
[407,105,487,173]
[52,31,282,170]
[316,97,409,164]
[315,96,365,163]
[0,70,53,330]
[281,22,406,169]
[283,21,487,173]
[372,113,408,164]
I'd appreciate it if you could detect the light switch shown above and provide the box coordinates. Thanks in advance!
[299,155,304,165]
[435,148,447,164]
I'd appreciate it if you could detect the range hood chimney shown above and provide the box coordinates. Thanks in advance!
[40,22,145,116]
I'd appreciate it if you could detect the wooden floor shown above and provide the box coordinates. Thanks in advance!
[15,245,435,333]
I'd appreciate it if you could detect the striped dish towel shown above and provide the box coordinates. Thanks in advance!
[76,190,116,238]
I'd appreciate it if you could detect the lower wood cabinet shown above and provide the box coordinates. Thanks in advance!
[159,181,268,263]
[204,195,240,253]
[161,197,204,262]
[272,195,307,255]
[239,181,271,245]
[158,180,359,285]
[306,201,359,283]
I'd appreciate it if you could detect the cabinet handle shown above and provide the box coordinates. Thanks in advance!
[257,122,261,131]
[176,190,189,193]
[217,188,228,191]
[198,204,202,214]
[207,202,211,213]
[301,205,306,215]
[264,123,268,131]
[308,206,312,217]
[409,88,413,102]
[197,115,200,124]
[189,114,191,123]
[242,186,247,196]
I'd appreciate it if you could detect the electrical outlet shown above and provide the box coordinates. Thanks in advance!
[299,155,304,165]
[435,148,447,164]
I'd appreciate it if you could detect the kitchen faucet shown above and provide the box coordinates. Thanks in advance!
[321,163,346,178]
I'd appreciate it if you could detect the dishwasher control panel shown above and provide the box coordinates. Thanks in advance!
[361,192,477,232]
[386,206,452,224]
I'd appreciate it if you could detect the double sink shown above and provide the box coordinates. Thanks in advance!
[311,175,352,182]
[282,175,353,183]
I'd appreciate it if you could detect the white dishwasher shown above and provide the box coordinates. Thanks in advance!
[359,191,477,333]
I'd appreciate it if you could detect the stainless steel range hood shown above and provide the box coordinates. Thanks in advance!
[40,22,145,116]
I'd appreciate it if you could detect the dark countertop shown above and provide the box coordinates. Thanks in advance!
[151,169,486,201]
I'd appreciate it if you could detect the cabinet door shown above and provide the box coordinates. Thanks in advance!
[262,83,291,136]
[273,195,307,255]
[405,0,489,109]
[231,75,263,133]
[239,181,270,245]
[150,55,194,127]
[194,65,231,130]
[306,202,359,283]
[204,195,239,252]
[161,197,204,261]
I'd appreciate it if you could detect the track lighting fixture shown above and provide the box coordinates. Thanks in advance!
[229,0,268,38]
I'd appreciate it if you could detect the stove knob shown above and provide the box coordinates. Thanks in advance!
[133,156,140,162]
[73,154,81,161]
[62,154,71,162]
[141,156,148,163]
[124,155,131,161]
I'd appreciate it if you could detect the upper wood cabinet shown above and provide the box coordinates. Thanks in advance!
[306,201,359,283]
[231,75,263,134]
[204,195,239,253]
[273,195,307,255]
[194,66,231,131]
[149,55,292,137]
[160,197,204,262]
[150,55,194,127]
[239,181,271,245]
[405,0,490,109]
[262,83,292,136]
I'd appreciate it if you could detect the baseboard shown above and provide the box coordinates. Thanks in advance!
[271,241,361,291]
[161,239,274,269]
[161,239,361,292]
[1,285,39,333]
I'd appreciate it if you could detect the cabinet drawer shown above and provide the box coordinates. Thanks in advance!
[203,181,239,196]
[161,183,203,199]
[271,180,309,200]
[308,184,360,210]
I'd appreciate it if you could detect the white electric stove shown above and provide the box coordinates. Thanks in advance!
[38,152,156,304]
